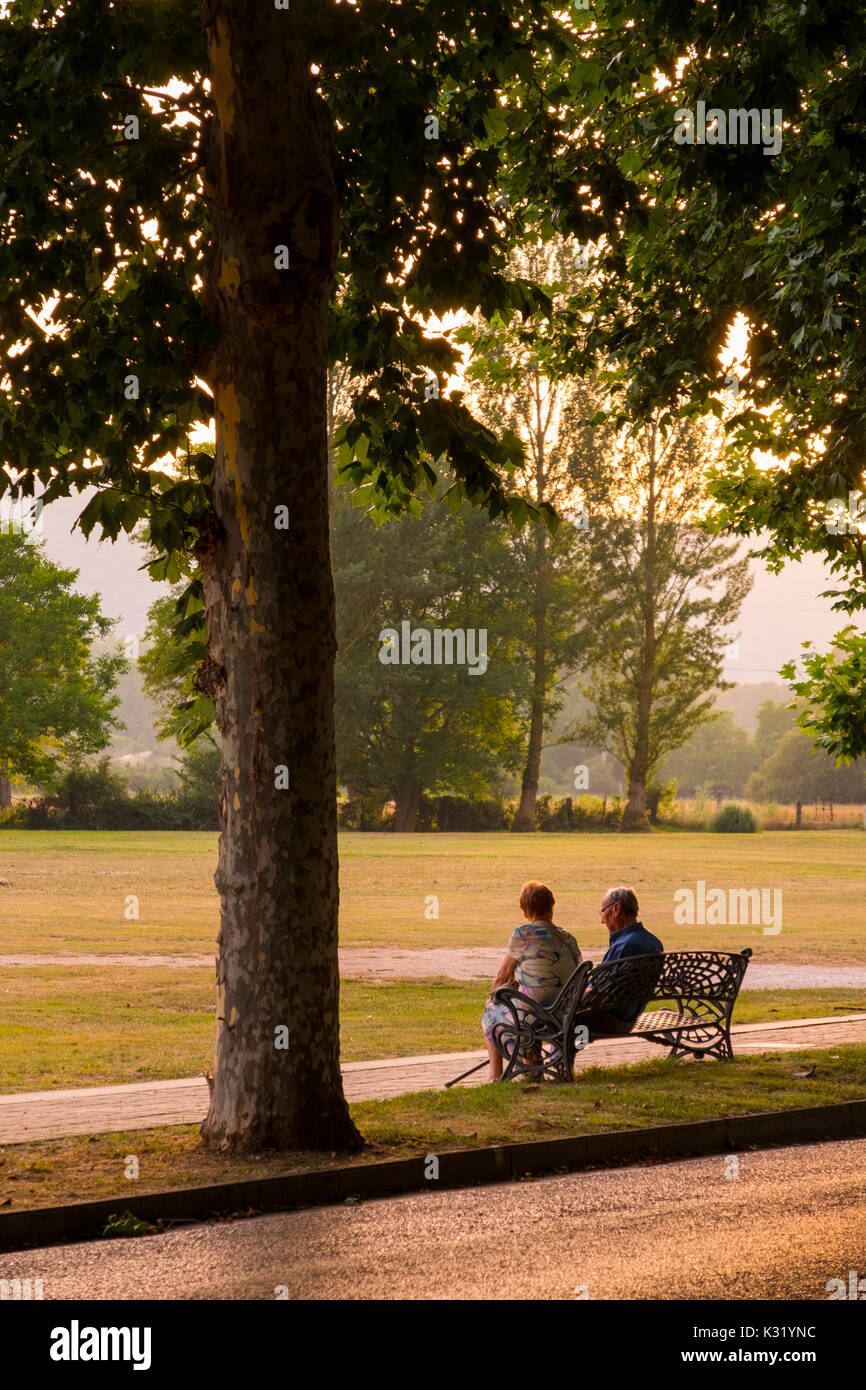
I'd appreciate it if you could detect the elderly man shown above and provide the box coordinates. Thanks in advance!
[583,886,663,1034]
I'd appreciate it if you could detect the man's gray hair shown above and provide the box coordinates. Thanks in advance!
[607,886,639,918]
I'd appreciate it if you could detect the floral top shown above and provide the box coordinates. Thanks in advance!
[506,921,582,1007]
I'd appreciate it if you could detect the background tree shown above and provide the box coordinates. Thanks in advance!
[751,699,800,766]
[746,728,866,804]
[553,0,866,760]
[659,696,802,798]
[460,239,600,829]
[660,710,755,799]
[333,483,527,831]
[569,413,752,828]
[0,529,126,805]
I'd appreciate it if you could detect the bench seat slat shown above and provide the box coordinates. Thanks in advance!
[629,1008,705,1035]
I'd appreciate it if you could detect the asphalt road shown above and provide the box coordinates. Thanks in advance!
[2,1137,864,1300]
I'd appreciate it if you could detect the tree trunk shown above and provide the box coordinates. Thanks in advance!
[621,649,654,829]
[392,780,422,833]
[514,692,544,830]
[621,772,648,829]
[621,425,657,833]
[197,2,360,1153]
[0,774,10,810]
[326,365,338,521]
[513,524,548,831]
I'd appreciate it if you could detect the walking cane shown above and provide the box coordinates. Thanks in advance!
[444,1058,489,1088]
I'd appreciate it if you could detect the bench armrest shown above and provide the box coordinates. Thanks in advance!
[492,985,562,1028]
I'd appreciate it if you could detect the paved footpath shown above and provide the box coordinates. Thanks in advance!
[1,1013,864,1145]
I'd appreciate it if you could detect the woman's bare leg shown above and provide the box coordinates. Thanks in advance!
[486,1036,504,1081]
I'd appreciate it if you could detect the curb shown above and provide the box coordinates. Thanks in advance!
[2,1099,866,1253]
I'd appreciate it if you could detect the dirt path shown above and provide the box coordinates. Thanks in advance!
[2,948,866,989]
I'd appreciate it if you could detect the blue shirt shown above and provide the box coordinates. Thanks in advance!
[601,921,664,1021]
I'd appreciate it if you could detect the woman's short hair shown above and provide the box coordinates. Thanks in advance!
[607,886,639,918]
[519,880,555,919]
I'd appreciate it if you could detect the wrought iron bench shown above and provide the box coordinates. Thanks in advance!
[444,961,593,1088]
[445,948,753,1087]
[563,948,754,1074]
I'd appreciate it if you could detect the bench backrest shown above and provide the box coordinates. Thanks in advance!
[575,952,665,1016]
[546,960,593,1019]
[573,948,753,1017]
[650,949,752,1001]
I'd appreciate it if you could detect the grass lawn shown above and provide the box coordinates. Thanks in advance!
[2,1044,864,1212]
[0,966,864,1092]
[0,828,863,960]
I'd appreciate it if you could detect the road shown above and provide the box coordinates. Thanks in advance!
[2,1137,864,1300]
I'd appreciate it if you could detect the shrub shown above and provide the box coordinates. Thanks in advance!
[414,794,510,831]
[48,759,133,829]
[170,740,221,830]
[337,791,392,830]
[709,803,757,833]
[536,793,622,831]
[0,744,222,831]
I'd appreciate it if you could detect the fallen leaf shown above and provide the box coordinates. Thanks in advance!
[522,1084,540,1093]
[593,1100,602,1109]
[792,1066,817,1078]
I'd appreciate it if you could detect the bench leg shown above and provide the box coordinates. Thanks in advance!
[666,1029,732,1061]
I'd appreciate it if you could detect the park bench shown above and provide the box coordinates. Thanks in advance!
[445,947,753,1087]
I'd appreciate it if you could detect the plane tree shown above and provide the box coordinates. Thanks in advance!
[0,0,630,1152]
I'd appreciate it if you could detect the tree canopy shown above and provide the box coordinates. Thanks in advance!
[0,527,126,785]
[550,0,866,758]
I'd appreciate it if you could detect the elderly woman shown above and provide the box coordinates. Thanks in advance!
[482,880,582,1081]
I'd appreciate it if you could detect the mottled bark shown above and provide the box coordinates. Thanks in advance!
[197,1,360,1152]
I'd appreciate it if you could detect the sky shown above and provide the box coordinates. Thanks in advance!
[30,485,846,686]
